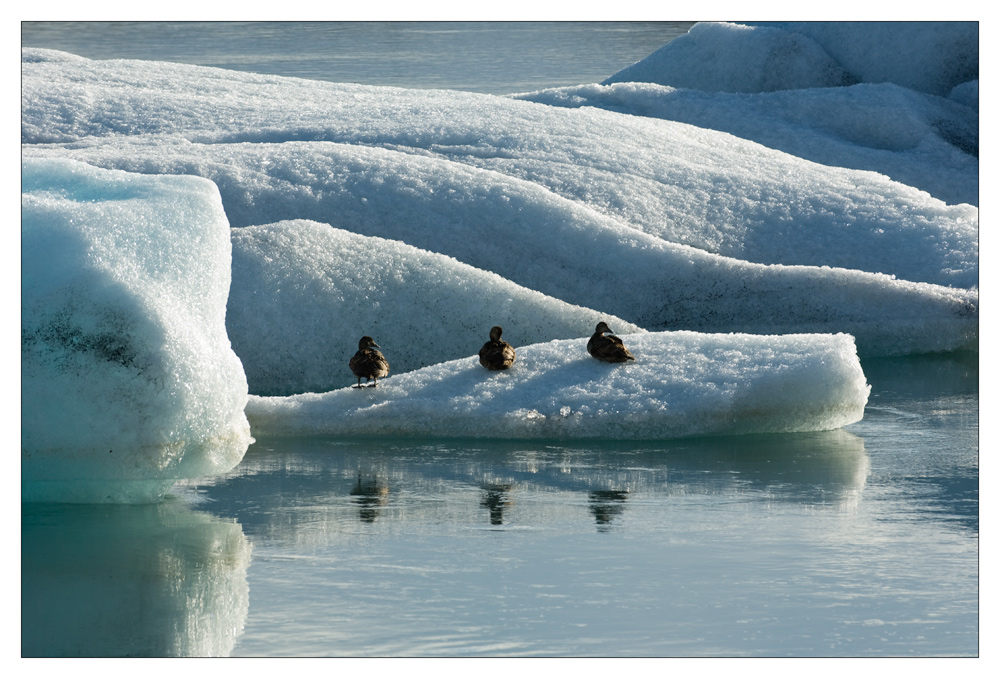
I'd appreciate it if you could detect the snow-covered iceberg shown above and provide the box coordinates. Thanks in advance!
[515,81,978,207]
[22,158,252,503]
[580,21,979,208]
[603,21,977,97]
[20,46,978,358]
[246,331,871,440]
[229,219,643,396]
[21,47,977,288]
[20,137,978,356]
[745,21,978,97]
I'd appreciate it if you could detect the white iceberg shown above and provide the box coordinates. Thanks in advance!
[23,140,977,357]
[229,219,643,396]
[515,81,978,207]
[604,21,977,97]
[246,331,871,440]
[747,21,978,97]
[21,48,978,290]
[604,22,854,93]
[21,158,252,503]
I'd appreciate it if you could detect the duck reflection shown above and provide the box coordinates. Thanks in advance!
[192,429,871,543]
[588,489,629,531]
[350,471,390,523]
[480,483,514,525]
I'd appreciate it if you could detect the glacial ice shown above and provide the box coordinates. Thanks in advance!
[604,22,854,93]
[246,331,872,441]
[515,81,978,207]
[21,158,252,503]
[604,21,978,97]
[20,138,978,356]
[745,21,978,97]
[21,47,978,291]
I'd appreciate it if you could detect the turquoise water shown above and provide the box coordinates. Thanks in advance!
[20,23,977,657]
[23,354,978,656]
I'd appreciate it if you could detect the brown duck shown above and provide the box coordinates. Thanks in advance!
[350,336,390,388]
[479,325,516,371]
[587,321,635,363]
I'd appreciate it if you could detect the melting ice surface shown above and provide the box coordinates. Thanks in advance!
[20,21,978,503]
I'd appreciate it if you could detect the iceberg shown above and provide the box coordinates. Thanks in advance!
[21,48,978,291]
[604,21,977,97]
[515,81,978,207]
[21,139,978,357]
[603,22,855,93]
[229,219,643,396]
[747,21,978,97]
[22,158,252,503]
[246,331,871,441]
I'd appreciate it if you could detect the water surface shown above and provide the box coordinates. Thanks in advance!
[21,21,694,94]
[23,354,978,656]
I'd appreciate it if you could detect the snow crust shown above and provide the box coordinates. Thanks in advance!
[18,48,978,356]
[22,158,252,502]
[247,331,872,441]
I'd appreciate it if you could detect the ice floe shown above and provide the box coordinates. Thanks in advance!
[246,331,872,440]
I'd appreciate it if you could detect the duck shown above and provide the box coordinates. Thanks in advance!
[350,335,390,388]
[479,325,516,370]
[587,321,635,363]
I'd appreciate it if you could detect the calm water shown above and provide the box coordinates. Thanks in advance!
[22,353,980,657]
[20,22,978,657]
[20,21,694,94]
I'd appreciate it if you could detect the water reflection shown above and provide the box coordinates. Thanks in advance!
[183,428,870,544]
[22,501,251,657]
[861,352,978,401]
[351,471,390,523]
[480,483,515,525]
[588,490,629,531]
[853,352,979,534]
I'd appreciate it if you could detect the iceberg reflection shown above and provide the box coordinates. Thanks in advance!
[22,501,251,657]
